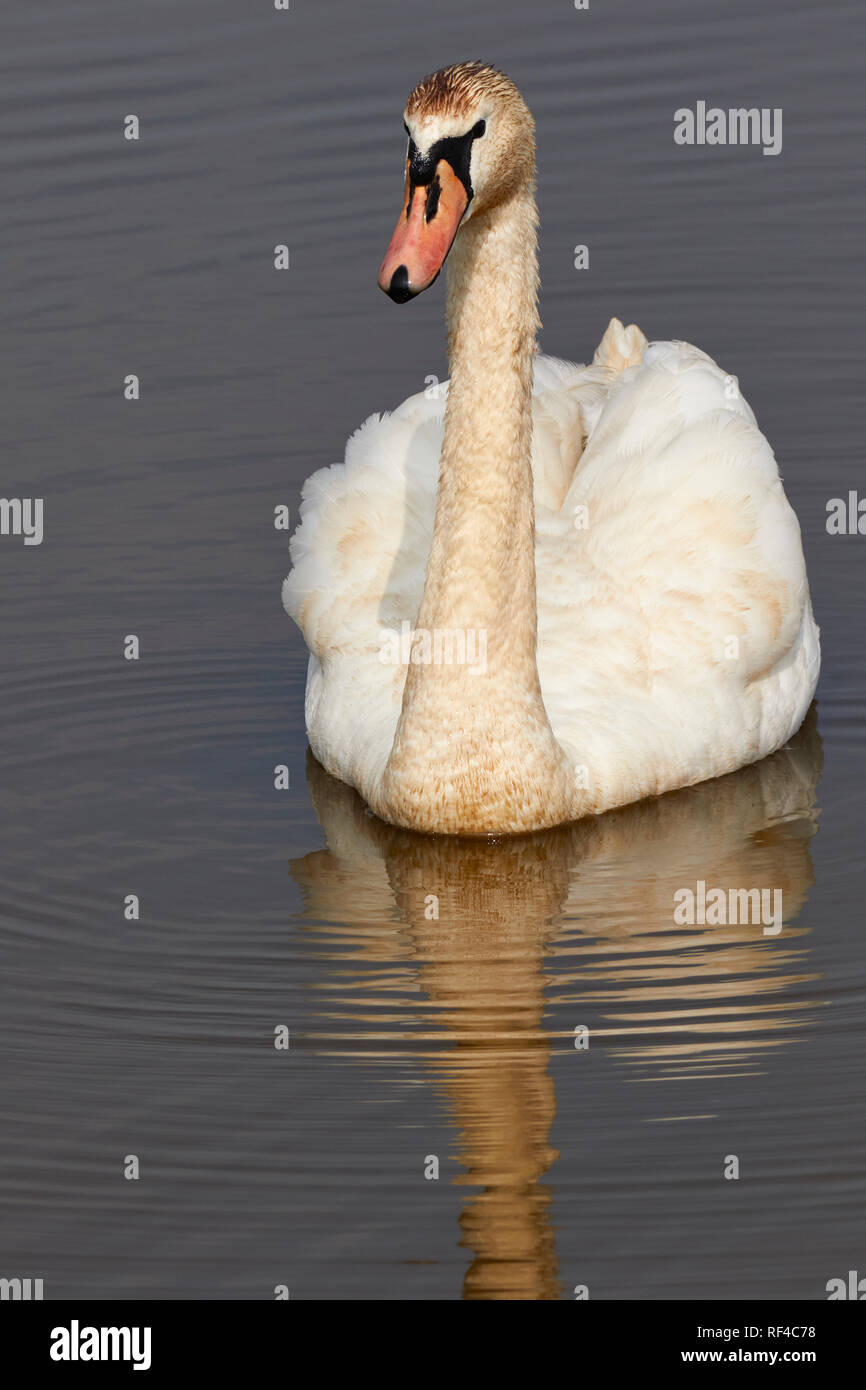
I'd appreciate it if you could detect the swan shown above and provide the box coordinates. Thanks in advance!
[283,61,820,836]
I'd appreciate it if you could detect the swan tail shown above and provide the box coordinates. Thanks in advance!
[592,317,648,378]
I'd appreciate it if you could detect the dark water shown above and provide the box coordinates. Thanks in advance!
[0,0,864,1299]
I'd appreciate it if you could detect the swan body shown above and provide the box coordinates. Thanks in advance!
[284,63,819,835]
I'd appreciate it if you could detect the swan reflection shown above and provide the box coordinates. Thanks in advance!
[290,709,822,1298]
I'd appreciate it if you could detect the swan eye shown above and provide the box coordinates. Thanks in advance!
[471,120,486,138]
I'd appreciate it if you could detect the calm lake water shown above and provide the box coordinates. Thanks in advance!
[0,0,864,1299]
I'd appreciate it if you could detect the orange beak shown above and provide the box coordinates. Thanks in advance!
[378,159,469,302]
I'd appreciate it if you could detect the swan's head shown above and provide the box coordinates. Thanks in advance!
[378,61,535,303]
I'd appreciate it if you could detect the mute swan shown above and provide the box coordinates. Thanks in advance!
[283,61,820,836]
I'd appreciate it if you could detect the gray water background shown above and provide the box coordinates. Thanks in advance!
[0,0,864,1298]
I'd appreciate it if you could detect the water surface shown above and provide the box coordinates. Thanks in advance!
[0,0,864,1299]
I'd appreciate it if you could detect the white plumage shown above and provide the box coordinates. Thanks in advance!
[284,326,819,817]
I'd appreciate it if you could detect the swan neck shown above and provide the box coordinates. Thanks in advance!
[378,182,576,834]
[430,185,540,647]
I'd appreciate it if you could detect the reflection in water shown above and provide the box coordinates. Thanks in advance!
[290,710,822,1299]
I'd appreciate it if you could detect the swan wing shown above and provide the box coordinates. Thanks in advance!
[535,338,820,796]
[282,388,440,785]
